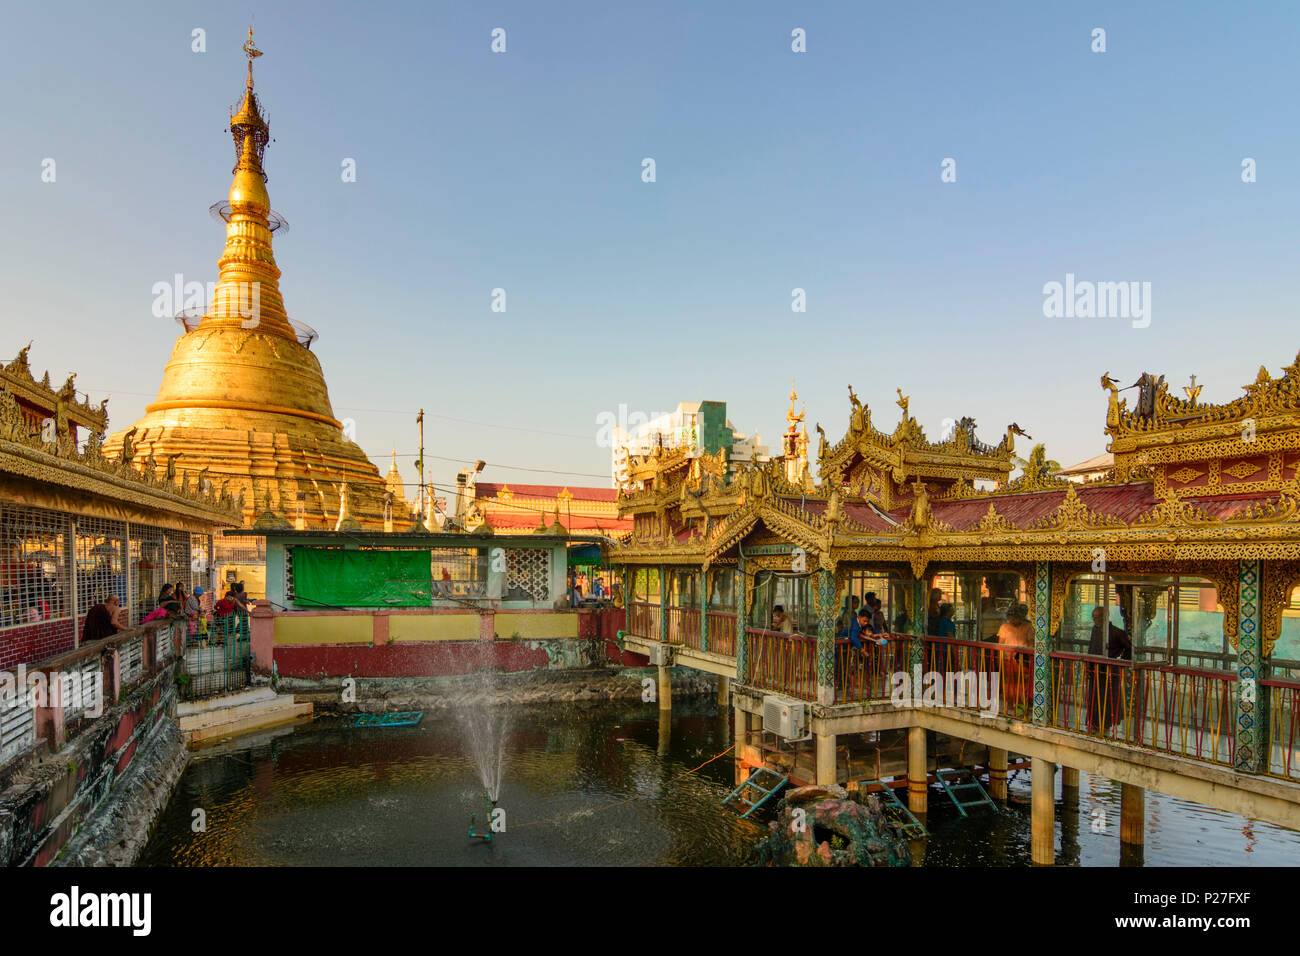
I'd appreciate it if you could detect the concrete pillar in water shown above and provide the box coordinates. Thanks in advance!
[717,675,730,710]
[733,707,748,785]
[1120,783,1144,846]
[657,663,671,712]
[657,708,671,757]
[907,726,928,815]
[1061,766,1080,808]
[1031,757,1055,865]
[815,731,837,786]
[988,747,1009,801]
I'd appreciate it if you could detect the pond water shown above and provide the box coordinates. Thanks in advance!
[139,699,1300,866]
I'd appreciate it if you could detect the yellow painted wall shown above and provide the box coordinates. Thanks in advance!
[275,615,373,646]
[496,612,579,640]
[389,613,480,643]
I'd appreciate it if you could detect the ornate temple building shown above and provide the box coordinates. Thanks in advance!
[610,353,1300,794]
[105,32,389,543]
[0,346,237,673]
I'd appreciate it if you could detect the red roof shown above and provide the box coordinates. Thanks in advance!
[783,483,1286,534]
[484,512,632,533]
[476,482,618,502]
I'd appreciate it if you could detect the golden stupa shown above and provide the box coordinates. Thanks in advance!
[105,29,387,532]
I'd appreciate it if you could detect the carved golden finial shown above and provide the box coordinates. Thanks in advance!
[1183,374,1203,405]
[786,380,804,426]
[1100,371,1118,392]
[896,388,910,420]
[243,24,262,91]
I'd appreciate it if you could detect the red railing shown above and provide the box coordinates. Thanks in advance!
[835,634,909,703]
[628,602,661,641]
[1051,652,1237,767]
[921,635,1033,720]
[1134,663,1237,766]
[706,611,737,657]
[667,606,700,648]
[745,628,817,701]
[1051,652,1134,744]
[1264,677,1300,782]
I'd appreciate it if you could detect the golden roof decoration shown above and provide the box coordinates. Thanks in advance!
[1028,484,1126,532]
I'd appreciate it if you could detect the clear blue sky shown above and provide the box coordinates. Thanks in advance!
[3,0,1298,494]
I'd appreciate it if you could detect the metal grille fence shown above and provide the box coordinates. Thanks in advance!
[74,517,127,619]
[0,504,71,628]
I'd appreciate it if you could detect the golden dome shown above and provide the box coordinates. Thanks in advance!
[105,30,388,531]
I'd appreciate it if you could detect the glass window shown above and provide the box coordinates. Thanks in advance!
[927,571,1025,641]
[669,569,699,608]
[1061,573,1233,672]
[708,568,737,609]
[840,570,908,634]
[750,571,814,634]
[1276,587,1300,679]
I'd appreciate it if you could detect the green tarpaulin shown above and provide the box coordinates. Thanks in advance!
[292,548,431,607]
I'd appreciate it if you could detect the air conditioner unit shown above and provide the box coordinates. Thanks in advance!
[646,644,673,667]
[762,695,808,741]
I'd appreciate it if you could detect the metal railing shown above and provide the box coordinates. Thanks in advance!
[628,602,661,642]
[918,635,1036,719]
[706,611,737,657]
[1050,652,1236,767]
[835,635,909,703]
[666,606,700,648]
[1264,677,1300,782]
[177,613,251,700]
[1134,663,1236,766]
[745,628,818,701]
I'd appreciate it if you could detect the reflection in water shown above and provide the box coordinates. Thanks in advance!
[140,701,1300,867]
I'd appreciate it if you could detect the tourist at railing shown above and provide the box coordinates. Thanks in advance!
[866,593,886,635]
[997,603,1034,717]
[1087,607,1132,660]
[934,602,957,639]
[141,599,183,625]
[927,587,943,635]
[81,594,125,643]
[770,604,796,635]
[1084,607,1132,731]
[835,595,862,638]
[157,583,175,606]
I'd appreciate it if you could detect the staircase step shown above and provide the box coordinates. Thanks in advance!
[184,701,314,745]
[177,686,274,717]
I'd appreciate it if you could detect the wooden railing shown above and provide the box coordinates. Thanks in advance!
[1264,676,1300,782]
[706,611,737,658]
[745,628,818,701]
[628,602,661,641]
[666,606,700,648]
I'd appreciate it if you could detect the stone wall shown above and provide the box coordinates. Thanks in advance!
[0,663,187,866]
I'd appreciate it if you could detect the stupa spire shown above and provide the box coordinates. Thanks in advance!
[205,26,299,341]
